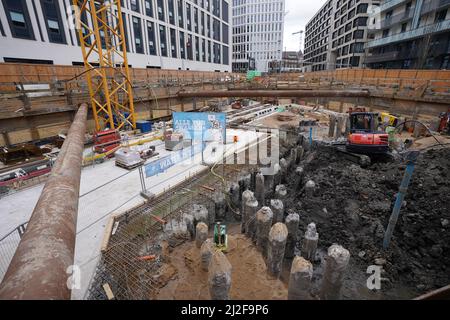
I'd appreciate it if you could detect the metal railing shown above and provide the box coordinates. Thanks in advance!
[380,0,407,12]
[0,173,50,200]
[379,9,415,29]
[365,51,400,63]
[366,19,450,48]
[0,222,28,283]
[421,0,450,15]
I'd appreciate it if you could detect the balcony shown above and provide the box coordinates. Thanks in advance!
[379,0,406,12]
[429,41,450,55]
[421,0,450,15]
[366,19,450,48]
[365,51,399,63]
[365,47,421,63]
[378,9,415,29]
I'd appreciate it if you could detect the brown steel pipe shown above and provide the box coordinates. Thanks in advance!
[0,103,88,300]
[177,89,370,98]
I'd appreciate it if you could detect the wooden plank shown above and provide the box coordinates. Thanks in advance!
[100,216,115,253]
[200,185,215,192]
[102,283,115,300]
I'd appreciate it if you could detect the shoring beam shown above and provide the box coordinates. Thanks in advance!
[414,284,450,300]
[177,89,371,99]
[0,104,88,300]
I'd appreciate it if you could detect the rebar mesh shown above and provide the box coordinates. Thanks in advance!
[86,164,254,300]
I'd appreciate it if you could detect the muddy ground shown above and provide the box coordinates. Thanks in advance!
[154,224,288,300]
[284,145,450,299]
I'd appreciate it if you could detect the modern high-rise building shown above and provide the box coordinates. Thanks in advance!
[365,0,450,69]
[304,0,379,71]
[303,0,334,71]
[0,0,231,72]
[231,0,285,73]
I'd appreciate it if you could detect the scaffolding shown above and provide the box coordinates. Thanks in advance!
[73,0,136,131]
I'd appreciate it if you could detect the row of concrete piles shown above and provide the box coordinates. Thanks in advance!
[177,142,351,300]
[233,143,350,300]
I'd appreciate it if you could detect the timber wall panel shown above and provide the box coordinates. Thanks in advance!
[0,63,241,87]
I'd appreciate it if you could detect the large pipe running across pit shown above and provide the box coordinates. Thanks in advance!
[0,103,88,300]
[178,89,370,99]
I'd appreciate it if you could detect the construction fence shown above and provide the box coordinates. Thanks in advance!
[0,222,28,283]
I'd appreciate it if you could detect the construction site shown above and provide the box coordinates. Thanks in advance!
[0,1,450,302]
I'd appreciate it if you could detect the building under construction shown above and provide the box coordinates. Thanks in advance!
[0,0,449,303]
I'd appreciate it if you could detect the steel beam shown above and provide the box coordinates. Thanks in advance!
[0,103,88,300]
[177,89,370,99]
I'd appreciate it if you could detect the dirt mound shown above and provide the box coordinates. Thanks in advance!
[285,146,450,298]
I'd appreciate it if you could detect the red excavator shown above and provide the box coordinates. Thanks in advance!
[333,111,390,167]
[346,112,389,154]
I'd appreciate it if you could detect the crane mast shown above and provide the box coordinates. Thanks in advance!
[292,30,304,53]
[72,0,136,131]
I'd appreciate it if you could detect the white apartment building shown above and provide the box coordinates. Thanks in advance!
[0,0,231,72]
[231,0,285,73]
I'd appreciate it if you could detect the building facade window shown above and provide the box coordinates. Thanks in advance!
[435,9,447,23]
[147,21,157,55]
[145,0,154,17]
[0,16,5,36]
[178,0,184,27]
[213,18,220,41]
[121,12,130,52]
[401,23,407,33]
[40,0,66,44]
[212,0,220,17]
[202,39,206,61]
[194,7,199,33]
[130,0,140,13]
[222,45,229,65]
[208,40,212,62]
[213,42,220,63]
[222,23,228,44]
[132,16,143,53]
[222,0,229,22]
[200,11,205,35]
[195,36,200,60]
[186,3,192,30]
[76,10,91,46]
[157,0,165,21]
[159,24,168,56]
[187,34,193,60]
[353,29,364,39]
[170,28,177,58]
[3,0,35,40]
[168,0,176,25]
[179,31,186,58]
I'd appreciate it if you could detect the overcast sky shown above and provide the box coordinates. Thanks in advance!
[283,0,328,52]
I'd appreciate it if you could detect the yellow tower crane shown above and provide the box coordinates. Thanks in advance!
[72,0,136,131]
